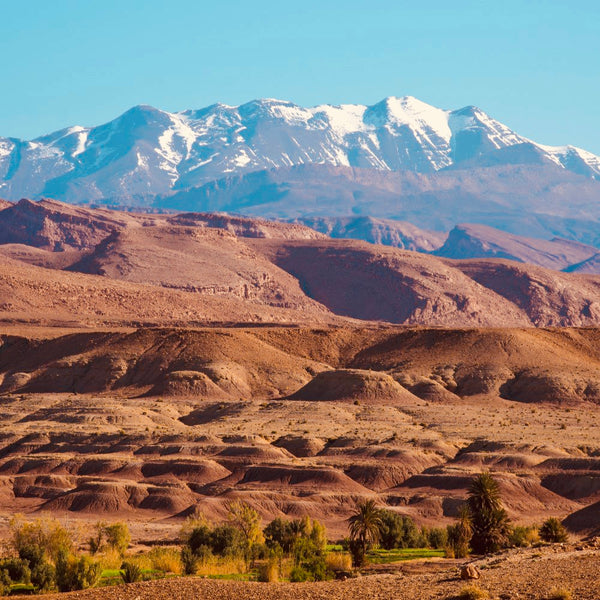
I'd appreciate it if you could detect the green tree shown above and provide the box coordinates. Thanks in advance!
[103,522,131,556]
[378,510,425,549]
[227,501,264,565]
[10,516,73,563]
[347,499,383,567]
[467,472,510,554]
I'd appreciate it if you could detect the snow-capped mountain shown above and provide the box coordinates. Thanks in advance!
[1,96,599,204]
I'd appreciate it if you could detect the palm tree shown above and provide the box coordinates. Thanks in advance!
[347,499,383,566]
[467,472,510,554]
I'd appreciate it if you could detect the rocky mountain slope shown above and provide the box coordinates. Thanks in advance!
[434,223,599,270]
[157,163,600,246]
[2,200,600,328]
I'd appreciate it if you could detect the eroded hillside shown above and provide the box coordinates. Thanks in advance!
[0,326,599,539]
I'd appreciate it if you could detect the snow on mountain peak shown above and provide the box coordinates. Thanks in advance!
[0,96,599,203]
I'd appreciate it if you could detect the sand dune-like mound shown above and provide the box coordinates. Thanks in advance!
[148,370,231,398]
[139,460,230,483]
[43,481,145,513]
[500,369,600,405]
[288,369,418,403]
[237,465,371,493]
[273,435,326,457]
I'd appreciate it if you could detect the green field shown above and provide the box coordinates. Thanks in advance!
[367,548,445,564]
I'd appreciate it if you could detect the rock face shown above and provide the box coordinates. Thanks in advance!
[295,216,446,252]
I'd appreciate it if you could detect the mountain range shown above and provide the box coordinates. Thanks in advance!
[1,95,600,250]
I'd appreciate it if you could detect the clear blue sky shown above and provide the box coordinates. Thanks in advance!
[2,0,599,153]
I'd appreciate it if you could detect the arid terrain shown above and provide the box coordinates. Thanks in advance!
[1,200,600,597]
[1,325,600,544]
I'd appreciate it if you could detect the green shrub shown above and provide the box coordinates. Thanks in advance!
[211,524,245,557]
[257,558,279,582]
[379,510,426,549]
[31,561,55,592]
[540,518,568,543]
[289,566,311,582]
[10,516,73,563]
[181,546,197,575]
[0,557,31,584]
[120,561,142,584]
[104,522,131,555]
[427,527,448,549]
[509,525,539,547]
[264,518,294,553]
[0,569,11,596]
[187,524,213,555]
[55,552,101,592]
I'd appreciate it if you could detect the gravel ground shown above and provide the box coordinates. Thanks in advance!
[7,547,600,600]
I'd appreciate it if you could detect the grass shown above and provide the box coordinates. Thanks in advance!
[9,582,35,594]
[204,572,255,581]
[99,567,166,587]
[547,589,572,600]
[457,585,489,600]
[367,548,445,564]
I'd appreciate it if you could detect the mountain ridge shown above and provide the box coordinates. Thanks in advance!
[2,96,599,205]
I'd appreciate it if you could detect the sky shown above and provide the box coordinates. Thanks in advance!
[1,0,599,154]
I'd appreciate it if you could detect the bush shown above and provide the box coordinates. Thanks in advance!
[289,565,312,582]
[188,524,213,555]
[31,561,55,592]
[428,527,448,549]
[120,561,142,584]
[55,552,101,592]
[458,584,489,600]
[325,551,352,573]
[0,557,31,584]
[211,524,246,557]
[446,507,472,559]
[547,588,572,600]
[379,510,426,549]
[264,518,294,553]
[10,517,73,563]
[257,558,279,582]
[147,547,182,574]
[540,518,568,543]
[509,525,539,547]
[181,546,197,575]
[17,542,55,591]
[0,569,11,596]
[104,522,131,555]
